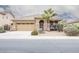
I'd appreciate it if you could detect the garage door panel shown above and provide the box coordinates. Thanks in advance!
[16,24,35,31]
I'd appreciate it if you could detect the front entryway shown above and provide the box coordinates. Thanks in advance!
[50,21,58,31]
[39,20,44,30]
[39,20,59,31]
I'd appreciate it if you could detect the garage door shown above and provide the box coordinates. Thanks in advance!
[16,23,35,31]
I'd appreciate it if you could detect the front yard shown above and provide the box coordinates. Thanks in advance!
[0,31,71,40]
[0,31,79,39]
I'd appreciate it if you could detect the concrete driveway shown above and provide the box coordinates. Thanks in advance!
[0,31,31,39]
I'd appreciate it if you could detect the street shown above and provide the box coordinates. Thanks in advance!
[0,39,79,53]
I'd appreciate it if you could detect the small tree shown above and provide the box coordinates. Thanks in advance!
[41,8,57,30]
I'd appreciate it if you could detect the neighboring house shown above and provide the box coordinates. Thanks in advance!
[11,15,61,31]
[66,19,79,24]
[0,12,15,26]
[66,19,79,28]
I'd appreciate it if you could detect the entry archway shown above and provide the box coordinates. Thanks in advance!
[50,21,58,31]
[39,20,44,30]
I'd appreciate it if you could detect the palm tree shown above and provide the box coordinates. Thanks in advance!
[41,8,57,31]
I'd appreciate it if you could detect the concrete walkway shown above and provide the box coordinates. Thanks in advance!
[39,31,66,36]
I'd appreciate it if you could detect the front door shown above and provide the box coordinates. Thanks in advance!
[39,20,44,30]
[50,21,58,31]
[50,21,54,31]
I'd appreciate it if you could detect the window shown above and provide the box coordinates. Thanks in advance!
[17,23,21,24]
[17,23,34,24]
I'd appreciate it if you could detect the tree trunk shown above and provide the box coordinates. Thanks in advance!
[47,20,50,31]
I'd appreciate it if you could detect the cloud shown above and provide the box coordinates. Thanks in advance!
[0,8,4,12]
[0,5,79,19]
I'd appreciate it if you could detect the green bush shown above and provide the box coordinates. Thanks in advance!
[57,24,63,32]
[63,25,79,36]
[0,27,6,33]
[31,30,38,35]
[73,24,79,29]
[58,20,67,27]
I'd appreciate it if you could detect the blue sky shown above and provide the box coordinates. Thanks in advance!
[0,5,79,19]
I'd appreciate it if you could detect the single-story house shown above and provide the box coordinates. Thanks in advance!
[66,19,79,24]
[11,15,61,31]
[66,19,79,28]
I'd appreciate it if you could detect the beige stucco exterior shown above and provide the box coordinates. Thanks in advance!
[0,12,61,31]
[11,16,61,31]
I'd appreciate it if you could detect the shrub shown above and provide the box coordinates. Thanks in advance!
[0,26,6,33]
[58,20,67,27]
[31,30,38,35]
[73,24,79,29]
[57,24,63,32]
[63,25,79,36]
[57,20,68,32]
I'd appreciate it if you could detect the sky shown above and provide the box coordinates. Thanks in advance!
[0,5,79,19]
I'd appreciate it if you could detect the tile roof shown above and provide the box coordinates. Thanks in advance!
[13,14,60,21]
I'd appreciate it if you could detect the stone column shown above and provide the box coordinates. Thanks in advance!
[44,20,47,31]
[45,20,50,31]
[35,19,39,31]
[47,23,50,31]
